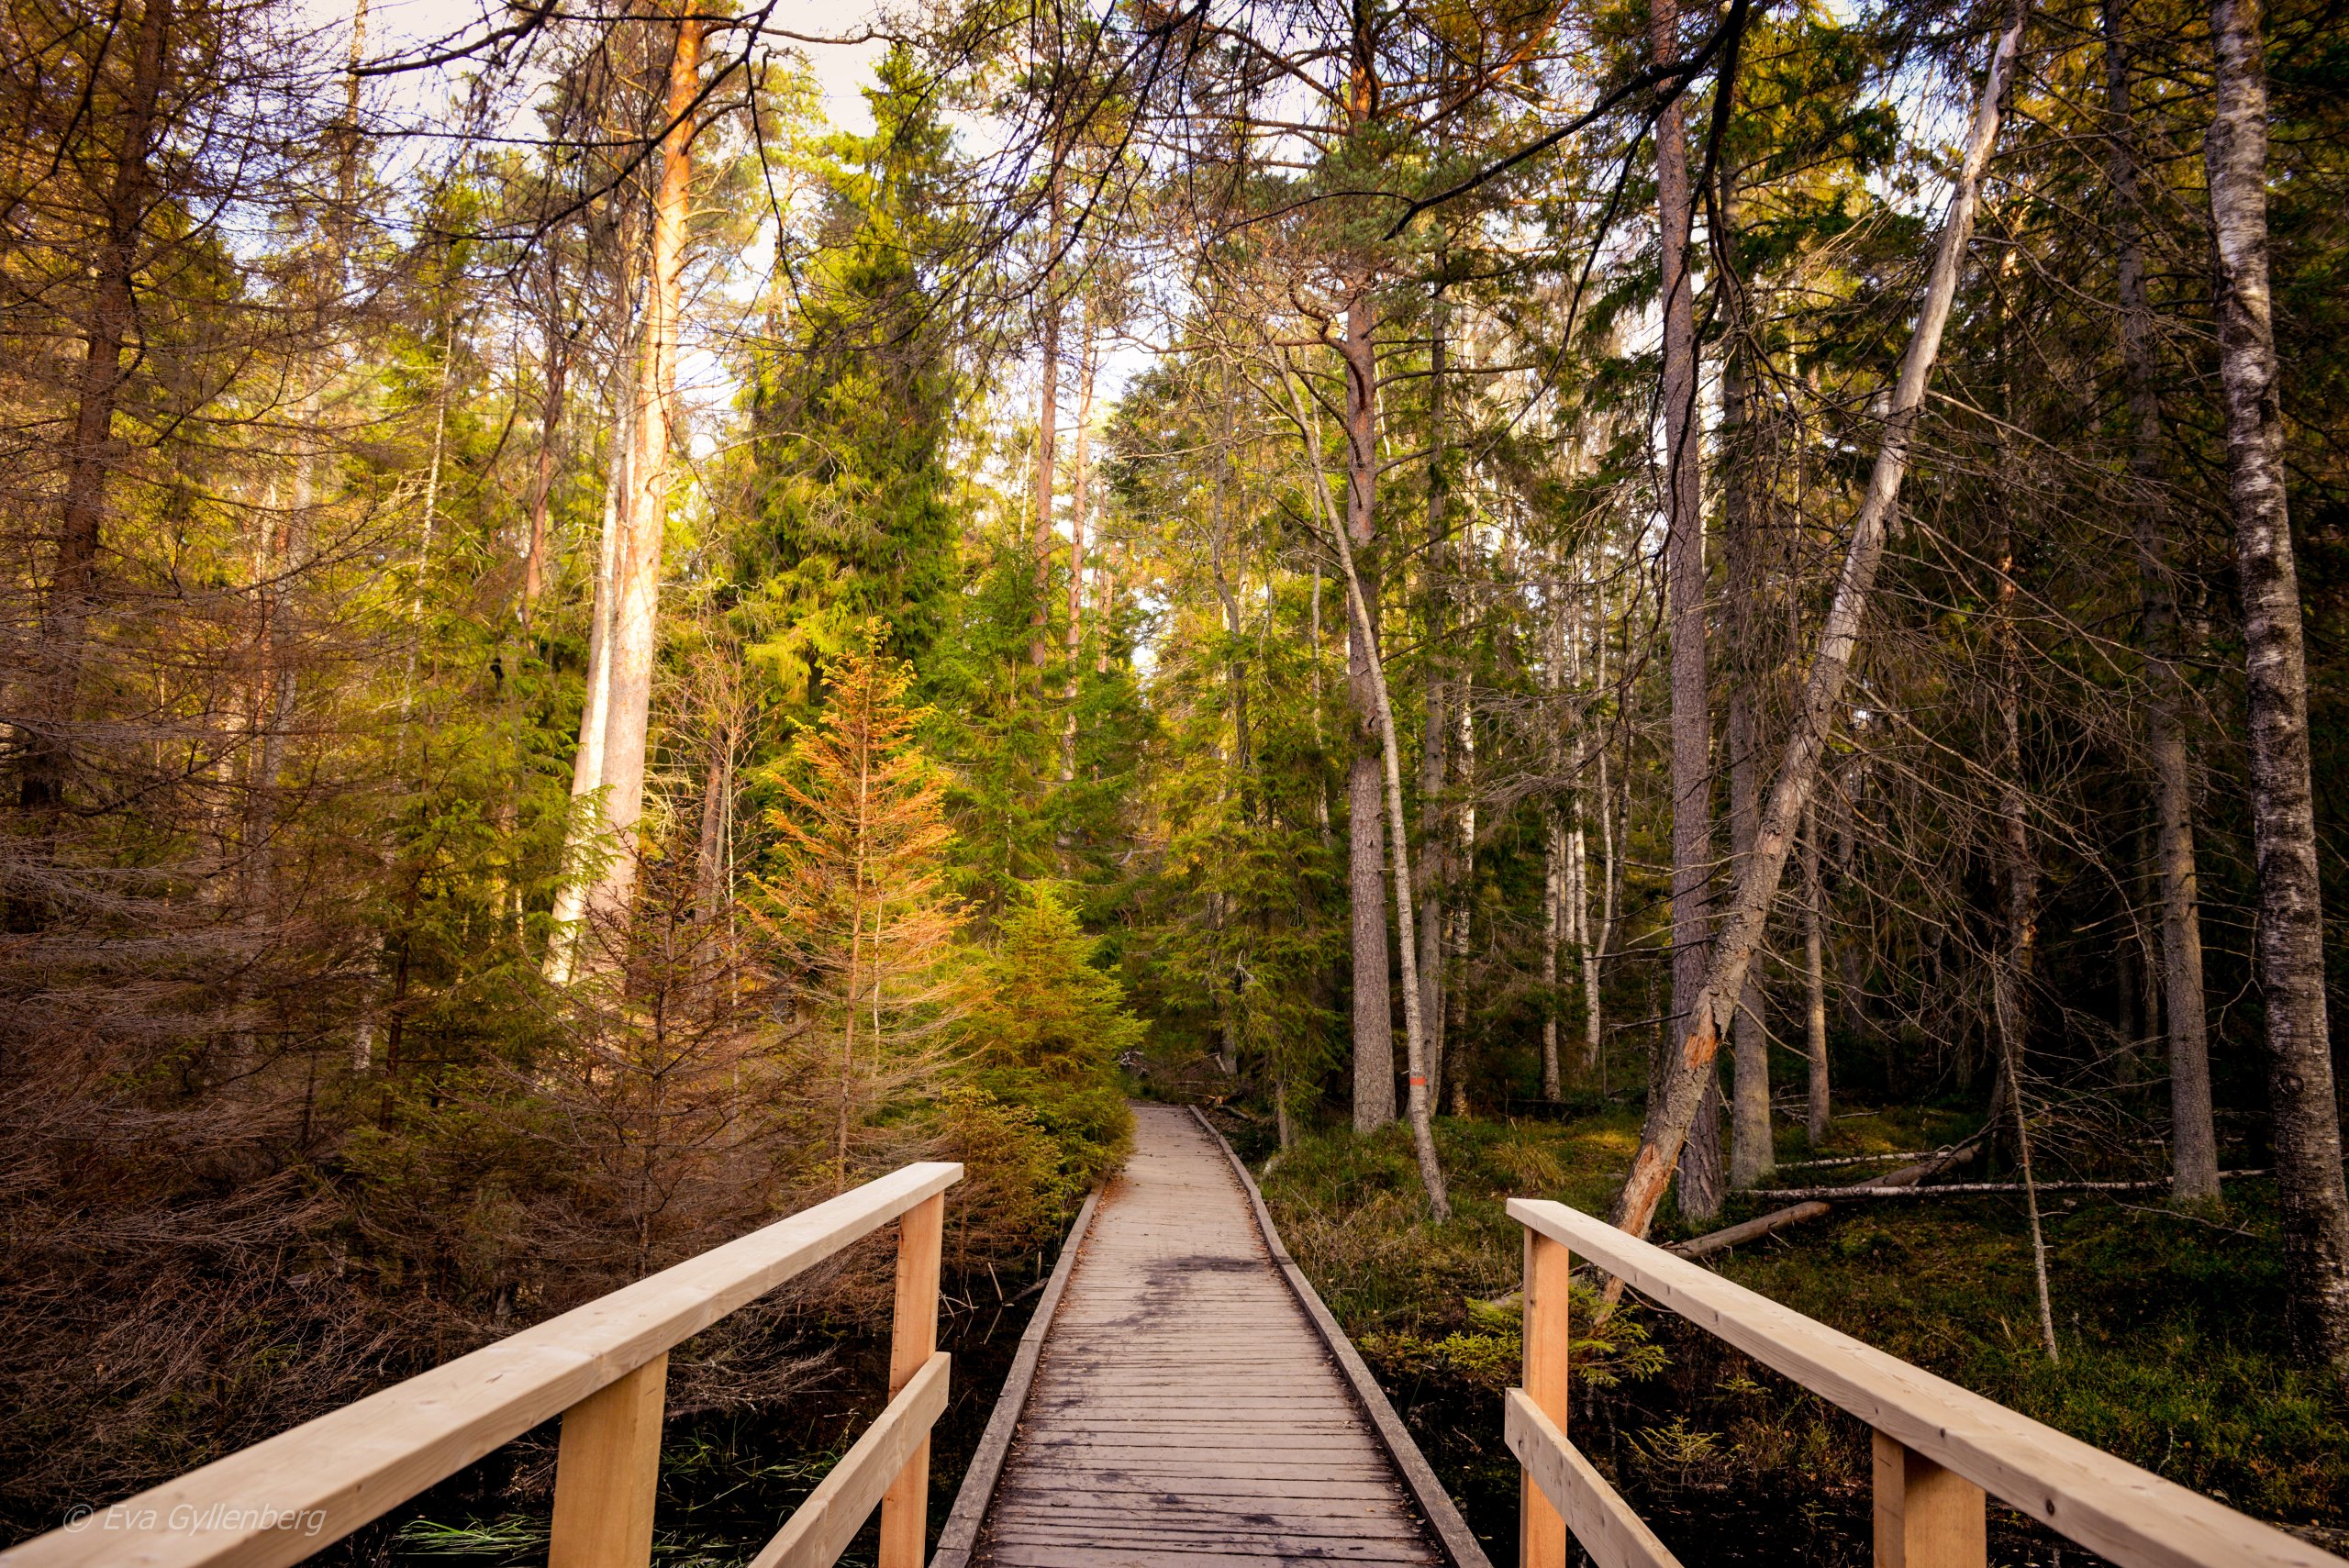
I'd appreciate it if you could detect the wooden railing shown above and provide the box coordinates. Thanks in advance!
[4,1161,963,1568]
[1507,1198,2346,1568]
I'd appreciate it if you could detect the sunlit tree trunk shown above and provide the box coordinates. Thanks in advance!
[2204,0,2349,1362]
[582,11,700,931]
[1030,179,1062,672]
[20,0,175,838]
[1060,310,1094,786]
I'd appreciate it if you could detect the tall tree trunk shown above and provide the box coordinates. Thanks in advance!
[2104,0,2218,1202]
[1720,230,1773,1190]
[1445,694,1475,1117]
[1801,798,1831,1145]
[1584,577,1617,1077]
[1419,292,1451,1109]
[1610,6,2025,1241]
[1653,0,1721,1220]
[522,249,568,629]
[1297,376,1448,1215]
[2205,0,2349,1362]
[1060,312,1094,786]
[582,11,700,931]
[1343,283,1396,1131]
[544,368,632,984]
[1030,179,1063,671]
[20,0,175,830]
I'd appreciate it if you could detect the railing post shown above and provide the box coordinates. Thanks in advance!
[1873,1429,1986,1568]
[1520,1224,1573,1568]
[877,1192,945,1568]
[548,1352,668,1568]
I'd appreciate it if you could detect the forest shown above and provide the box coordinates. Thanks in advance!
[4,0,2349,1554]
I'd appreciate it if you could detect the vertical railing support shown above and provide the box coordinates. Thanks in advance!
[1873,1430,1987,1568]
[548,1351,669,1568]
[1520,1225,1574,1568]
[878,1192,944,1568]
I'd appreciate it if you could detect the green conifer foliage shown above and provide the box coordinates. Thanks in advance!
[960,885,1139,1191]
[741,47,960,709]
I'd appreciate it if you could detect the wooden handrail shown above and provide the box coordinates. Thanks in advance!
[1505,1391,1682,1568]
[1508,1197,2347,1568]
[5,1161,962,1568]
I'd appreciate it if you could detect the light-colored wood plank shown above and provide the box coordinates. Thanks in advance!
[745,1350,948,1568]
[876,1193,941,1568]
[547,1352,667,1568]
[967,1106,1445,1568]
[1508,1198,2344,1568]
[3,1162,963,1568]
[1874,1429,1986,1568]
[1505,1390,1683,1568]
[1519,1226,1572,1568]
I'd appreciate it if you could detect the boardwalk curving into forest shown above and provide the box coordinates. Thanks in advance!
[952,1105,1456,1568]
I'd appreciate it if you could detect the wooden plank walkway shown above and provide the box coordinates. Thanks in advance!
[962,1105,1448,1568]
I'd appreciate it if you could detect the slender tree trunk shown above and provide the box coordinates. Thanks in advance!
[1720,245,1773,1190]
[544,370,632,983]
[20,0,175,829]
[1342,284,1396,1131]
[1801,798,1831,1145]
[522,254,568,629]
[1060,312,1094,785]
[1445,695,1475,1118]
[1610,6,2025,1240]
[2103,0,2218,1202]
[584,12,700,930]
[1030,180,1062,671]
[1544,815,1564,1099]
[1653,0,1722,1220]
[2205,0,2349,1362]
[1419,294,1451,1107]
[1585,578,1616,1076]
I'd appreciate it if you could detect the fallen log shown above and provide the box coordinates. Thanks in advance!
[1746,1171,2266,1203]
[1667,1145,1977,1260]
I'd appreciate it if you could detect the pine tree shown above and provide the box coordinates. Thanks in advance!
[751,622,959,1186]
[741,46,961,708]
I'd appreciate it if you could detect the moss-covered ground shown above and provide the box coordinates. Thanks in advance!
[1229,1102,2349,1568]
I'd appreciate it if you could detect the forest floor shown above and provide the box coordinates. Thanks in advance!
[1227,1099,2349,1568]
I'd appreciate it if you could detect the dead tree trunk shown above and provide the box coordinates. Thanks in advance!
[1609,6,2026,1240]
[1419,291,1452,1108]
[2204,0,2349,1363]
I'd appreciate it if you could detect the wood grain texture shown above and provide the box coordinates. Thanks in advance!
[1504,1391,1683,1568]
[1509,1198,2347,1568]
[1518,1230,1572,1568]
[746,1351,948,1568]
[969,1106,1442,1568]
[548,1352,667,1568]
[932,1190,1105,1568]
[878,1194,943,1568]
[1872,1431,1985,1568]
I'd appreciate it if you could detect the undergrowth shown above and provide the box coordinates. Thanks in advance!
[1246,1104,2349,1567]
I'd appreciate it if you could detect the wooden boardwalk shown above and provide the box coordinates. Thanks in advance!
[957,1105,1453,1568]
